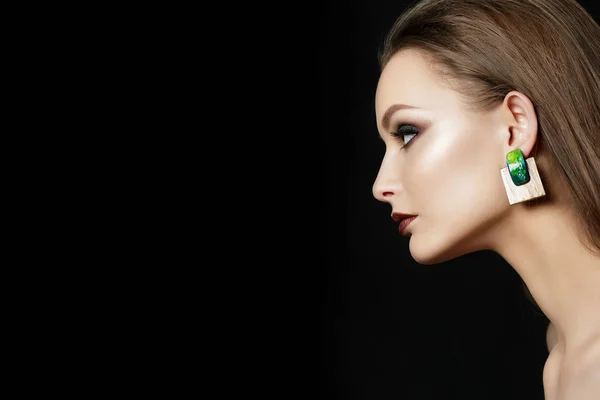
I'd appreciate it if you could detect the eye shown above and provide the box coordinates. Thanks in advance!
[392,124,420,149]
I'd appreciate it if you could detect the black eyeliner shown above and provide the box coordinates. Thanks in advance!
[392,124,420,149]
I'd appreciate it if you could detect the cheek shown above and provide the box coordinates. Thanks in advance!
[407,130,505,221]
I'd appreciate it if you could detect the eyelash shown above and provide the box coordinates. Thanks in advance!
[391,124,420,149]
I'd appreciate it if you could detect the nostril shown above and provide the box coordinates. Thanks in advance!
[373,188,394,202]
[373,177,396,201]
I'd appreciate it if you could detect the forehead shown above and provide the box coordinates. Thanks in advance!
[375,49,458,128]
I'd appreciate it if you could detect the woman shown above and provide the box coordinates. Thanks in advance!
[371,0,600,398]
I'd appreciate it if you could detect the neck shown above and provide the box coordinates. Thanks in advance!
[492,201,600,350]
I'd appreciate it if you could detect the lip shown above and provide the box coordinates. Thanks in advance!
[392,213,418,236]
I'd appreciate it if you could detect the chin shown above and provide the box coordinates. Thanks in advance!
[408,233,472,265]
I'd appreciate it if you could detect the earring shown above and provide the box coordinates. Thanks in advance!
[500,148,546,205]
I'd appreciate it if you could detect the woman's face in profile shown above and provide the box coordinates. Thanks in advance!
[373,49,510,264]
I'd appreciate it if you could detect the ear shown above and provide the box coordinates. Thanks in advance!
[502,91,539,159]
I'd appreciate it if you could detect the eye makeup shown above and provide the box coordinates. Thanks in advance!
[391,123,420,149]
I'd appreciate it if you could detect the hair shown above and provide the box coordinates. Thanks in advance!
[378,0,600,313]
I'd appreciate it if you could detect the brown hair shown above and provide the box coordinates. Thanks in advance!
[378,0,600,312]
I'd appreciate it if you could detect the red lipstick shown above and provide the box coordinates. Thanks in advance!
[392,213,418,236]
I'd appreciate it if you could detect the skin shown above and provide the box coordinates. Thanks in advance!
[372,48,600,399]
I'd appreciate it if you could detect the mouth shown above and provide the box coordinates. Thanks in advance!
[391,212,418,236]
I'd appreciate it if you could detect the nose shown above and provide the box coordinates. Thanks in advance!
[372,155,401,203]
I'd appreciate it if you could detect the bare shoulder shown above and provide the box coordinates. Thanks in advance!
[560,335,600,399]
[560,359,600,399]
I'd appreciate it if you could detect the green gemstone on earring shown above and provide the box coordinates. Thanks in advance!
[506,149,530,186]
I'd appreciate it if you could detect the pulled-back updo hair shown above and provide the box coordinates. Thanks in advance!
[378,0,600,313]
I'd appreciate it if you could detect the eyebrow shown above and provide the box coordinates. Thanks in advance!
[380,104,421,132]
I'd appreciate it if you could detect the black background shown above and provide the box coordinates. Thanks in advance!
[318,1,600,399]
